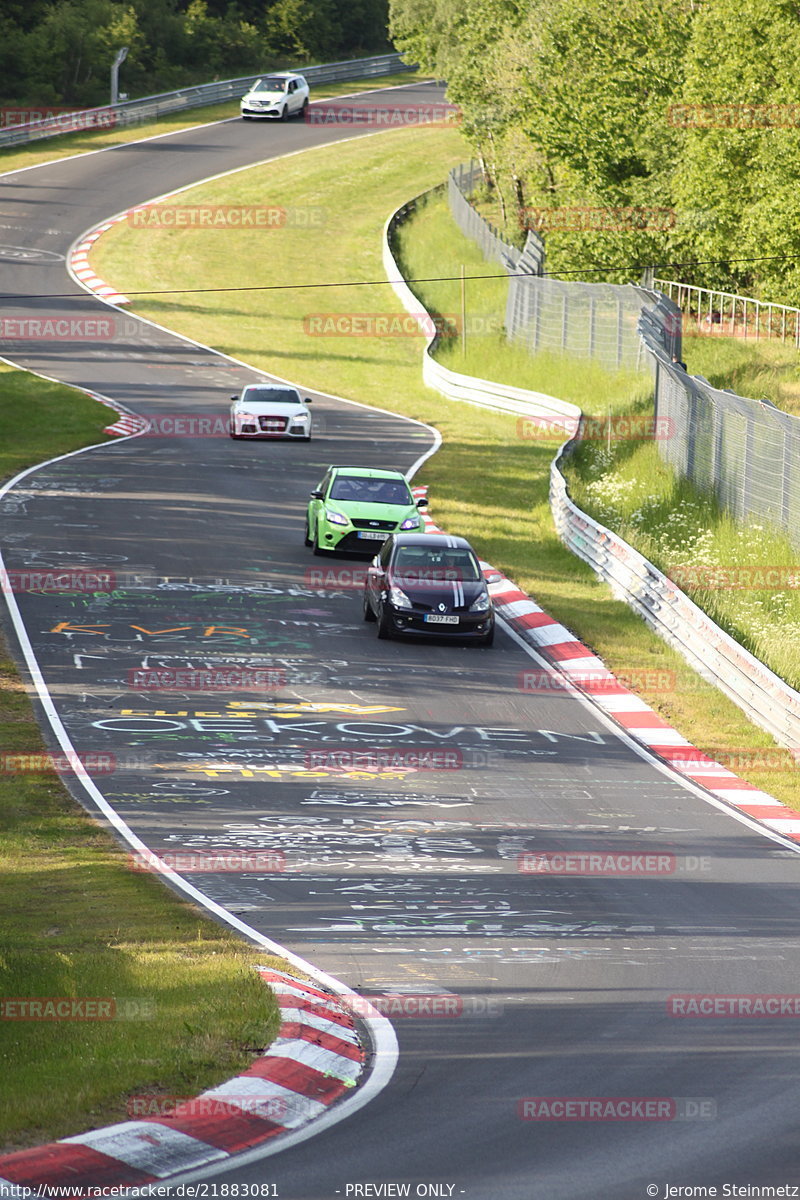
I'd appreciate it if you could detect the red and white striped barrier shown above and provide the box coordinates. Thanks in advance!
[91,391,148,437]
[69,223,130,305]
[411,487,800,842]
[0,969,366,1192]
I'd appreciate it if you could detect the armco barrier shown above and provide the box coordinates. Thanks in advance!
[383,192,580,426]
[550,443,800,750]
[0,54,414,148]
[386,180,800,757]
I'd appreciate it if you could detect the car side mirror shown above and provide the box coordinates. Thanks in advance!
[416,497,427,508]
[230,395,238,402]
[304,397,313,403]
[309,489,323,499]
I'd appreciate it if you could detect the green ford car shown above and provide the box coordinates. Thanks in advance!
[305,466,427,555]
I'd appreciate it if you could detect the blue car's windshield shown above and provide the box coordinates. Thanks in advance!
[393,547,482,582]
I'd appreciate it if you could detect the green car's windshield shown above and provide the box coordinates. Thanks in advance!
[330,476,412,505]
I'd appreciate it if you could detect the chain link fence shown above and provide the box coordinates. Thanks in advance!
[449,161,679,371]
[0,54,414,148]
[448,161,545,273]
[648,344,800,537]
[448,160,800,545]
[506,277,664,372]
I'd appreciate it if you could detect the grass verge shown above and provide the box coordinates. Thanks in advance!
[0,366,287,1149]
[0,72,425,176]
[682,333,800,417]
[88,125,800,809]
[562,405,800,691]
[392,193,650,412]
[0,362,115,480]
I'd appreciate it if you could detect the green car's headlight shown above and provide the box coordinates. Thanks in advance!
[325,508,349,526]
[400,515,420,530]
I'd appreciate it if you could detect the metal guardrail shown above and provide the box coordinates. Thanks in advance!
[0,53,414,148]
[550,442,800,749]
[415,170,800,751]
[384,192,580,426]
[654,278,800,347]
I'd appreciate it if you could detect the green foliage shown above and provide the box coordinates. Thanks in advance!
[266,0,342,61]
[388,0,800,300]
[0,0,390,107]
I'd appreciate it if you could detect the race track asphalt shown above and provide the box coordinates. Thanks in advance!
[1,82,799,1200]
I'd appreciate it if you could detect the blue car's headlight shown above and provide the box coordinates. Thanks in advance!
[469,591,490,613]
[400,515,421,530]
[325,508,349,526]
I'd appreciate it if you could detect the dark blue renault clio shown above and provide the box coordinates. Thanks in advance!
[363,532,495,646]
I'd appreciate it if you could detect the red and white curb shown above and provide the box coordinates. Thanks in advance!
[69,223,130,305]
[0,969,366,1192]
[92,392,148,438]
[411,488,800,843]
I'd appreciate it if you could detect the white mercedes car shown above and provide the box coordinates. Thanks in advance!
[240,73,310,121]
[229,384,313,440]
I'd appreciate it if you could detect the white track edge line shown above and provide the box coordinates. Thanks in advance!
[497,615,800,854]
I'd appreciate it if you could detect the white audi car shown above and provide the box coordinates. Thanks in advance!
[229,383,313,440]
[240,73,310,121]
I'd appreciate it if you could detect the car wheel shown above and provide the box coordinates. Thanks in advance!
[363,590,376,622]
[229,422,238,439]
[299,98,309,118]
[478,626,495,647]
[312,527,325,556]
[376,601,392,640]
[304,518,312,548]
[304,432,312,442]
[279,105,288,122]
